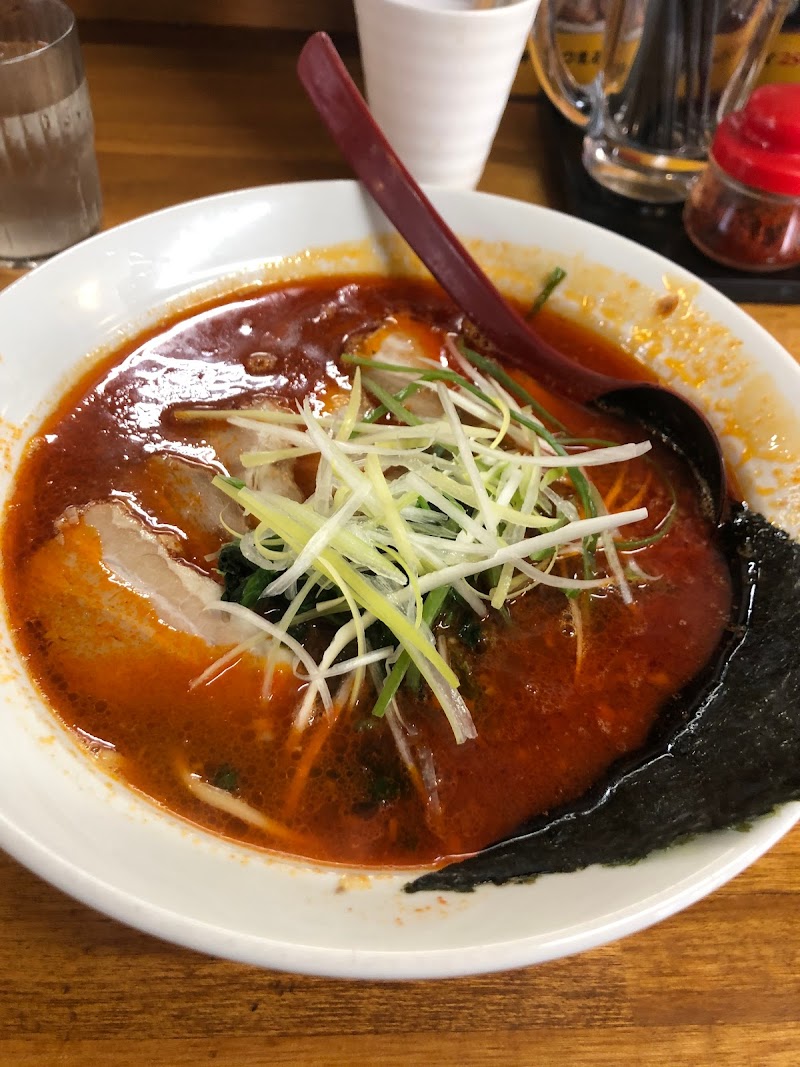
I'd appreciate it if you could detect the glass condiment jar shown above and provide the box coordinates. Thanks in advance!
[684,84,800,272]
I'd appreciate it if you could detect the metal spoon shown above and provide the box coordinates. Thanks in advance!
[297,32,727,522]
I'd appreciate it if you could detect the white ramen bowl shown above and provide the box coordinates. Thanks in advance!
[0,180,798,980]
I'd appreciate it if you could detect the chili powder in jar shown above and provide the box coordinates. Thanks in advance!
[684,84,800,272]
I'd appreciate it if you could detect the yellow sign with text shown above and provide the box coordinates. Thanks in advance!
[759,31,800,83]
[540,27,800,90]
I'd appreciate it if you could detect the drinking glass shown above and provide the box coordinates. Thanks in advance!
[530,0,794,202]
[0,0,102,268]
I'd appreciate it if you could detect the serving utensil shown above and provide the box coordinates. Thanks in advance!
[297,32,728,523]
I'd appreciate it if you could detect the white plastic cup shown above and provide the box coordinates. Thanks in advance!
[354,0,539,189]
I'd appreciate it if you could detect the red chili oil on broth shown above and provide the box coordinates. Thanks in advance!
[2,275,732,867]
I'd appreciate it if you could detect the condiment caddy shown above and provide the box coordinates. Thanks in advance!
[544,103,800,303]
[684,85,800,272]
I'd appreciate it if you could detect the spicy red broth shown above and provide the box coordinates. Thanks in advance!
[2,276,732,867]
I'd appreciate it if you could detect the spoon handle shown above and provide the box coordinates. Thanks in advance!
[297,31,622,404]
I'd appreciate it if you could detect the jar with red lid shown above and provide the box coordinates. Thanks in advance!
[684,84,800,272]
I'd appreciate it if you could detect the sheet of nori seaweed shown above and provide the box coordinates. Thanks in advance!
[405,505,800,893]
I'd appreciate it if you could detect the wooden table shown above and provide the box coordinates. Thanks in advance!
[1,23,798,1067]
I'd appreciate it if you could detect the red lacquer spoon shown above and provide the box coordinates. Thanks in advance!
[297,32,727,522]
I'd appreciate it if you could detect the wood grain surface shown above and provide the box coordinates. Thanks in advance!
[71,0,357,32]
[1,23,798,1067]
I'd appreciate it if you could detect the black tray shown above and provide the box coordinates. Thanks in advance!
[545,106,800,304]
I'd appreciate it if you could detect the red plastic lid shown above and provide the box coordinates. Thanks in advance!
[711,84,800,197]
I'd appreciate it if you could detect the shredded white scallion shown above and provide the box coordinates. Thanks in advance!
[188,332,658,744]
[183,771,310,845]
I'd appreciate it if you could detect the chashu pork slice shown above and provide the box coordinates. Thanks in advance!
[18,502,294,734]
[82,502,257,646]
[22,502,261,671]
[210,418,304,503]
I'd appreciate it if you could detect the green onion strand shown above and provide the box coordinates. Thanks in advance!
[526,266,567,319]
[372,584,452,718]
